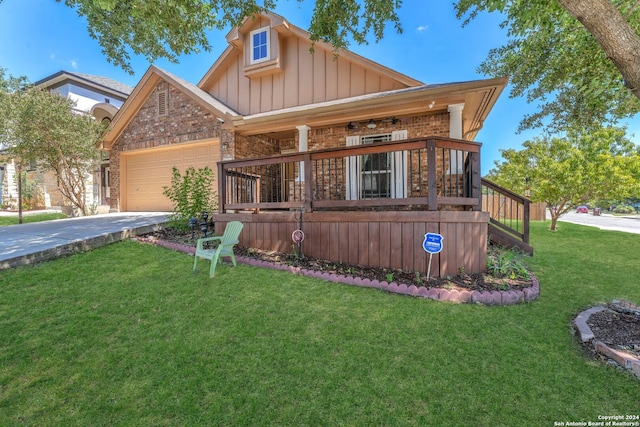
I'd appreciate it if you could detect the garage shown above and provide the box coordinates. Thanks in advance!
[122,140,220,212]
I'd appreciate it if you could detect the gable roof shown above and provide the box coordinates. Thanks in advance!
[196,10,428,117]
[34,70,134,99]
[199,11,423,92]
[101,65,239,149]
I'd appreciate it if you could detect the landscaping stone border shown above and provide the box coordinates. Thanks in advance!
[136,237,540,305]
[574,305,640,379]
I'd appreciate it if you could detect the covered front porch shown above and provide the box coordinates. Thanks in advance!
[213,136,490,277]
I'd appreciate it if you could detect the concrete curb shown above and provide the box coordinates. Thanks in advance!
[1,223,164,270]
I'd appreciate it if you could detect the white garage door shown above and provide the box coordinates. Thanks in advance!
[123,141,220,212]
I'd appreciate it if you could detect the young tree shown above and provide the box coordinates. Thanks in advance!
[1,75,105,216]
[488,127,640,231]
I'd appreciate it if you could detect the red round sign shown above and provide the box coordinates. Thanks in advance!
[292,229,305,243]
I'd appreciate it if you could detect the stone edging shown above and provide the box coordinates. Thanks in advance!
[135,237,540,305]
[574,306,640,379]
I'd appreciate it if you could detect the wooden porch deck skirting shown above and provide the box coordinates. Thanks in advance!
[213,210,489,277]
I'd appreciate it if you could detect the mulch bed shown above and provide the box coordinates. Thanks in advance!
[584,305,640,360]
[141,228,533,293]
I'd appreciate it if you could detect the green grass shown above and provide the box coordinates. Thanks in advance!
[1,221,639,425]
[0,212,67,226]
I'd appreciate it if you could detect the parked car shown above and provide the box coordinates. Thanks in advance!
[576,205,589,213]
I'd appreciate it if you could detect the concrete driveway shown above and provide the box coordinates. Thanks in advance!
[0,212,169,270]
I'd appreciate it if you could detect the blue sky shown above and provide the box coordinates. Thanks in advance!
[1,0,637,173]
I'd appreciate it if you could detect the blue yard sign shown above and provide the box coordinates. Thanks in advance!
[423,232,443,280]
[423,233,443,254]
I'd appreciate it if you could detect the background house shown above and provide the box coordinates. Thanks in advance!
[1,71,132,212]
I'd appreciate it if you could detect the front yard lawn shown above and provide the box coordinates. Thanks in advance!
[0,221,638,425]
[0,212,67,226]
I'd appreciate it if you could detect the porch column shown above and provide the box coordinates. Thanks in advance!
[448,103,464,139]
[448,103,465,173]
[296,125,310,181]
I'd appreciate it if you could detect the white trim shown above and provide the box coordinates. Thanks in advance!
[249,26,270,64]
[391,130,408,198]
[447,103,465,173]
[295,125,310,181]
[346,136,360,200]
[447,103,464,139]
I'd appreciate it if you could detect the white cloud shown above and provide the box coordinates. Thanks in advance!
[49,52,79,70]
[416,25,429,33]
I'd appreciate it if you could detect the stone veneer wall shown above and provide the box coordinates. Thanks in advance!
[110,81,223,211]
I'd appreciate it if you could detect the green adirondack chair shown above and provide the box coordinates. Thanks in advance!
[193,221,244,278]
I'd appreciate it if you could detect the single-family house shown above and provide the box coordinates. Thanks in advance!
[1,71,132,212]
[101,11,530,277]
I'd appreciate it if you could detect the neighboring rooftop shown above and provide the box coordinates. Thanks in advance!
[33,70,134,98]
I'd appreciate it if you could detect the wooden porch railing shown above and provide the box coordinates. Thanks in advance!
[482,178,533,255]
[218,136,482,213]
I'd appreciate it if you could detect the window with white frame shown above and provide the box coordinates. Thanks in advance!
[250,26,270,64]
[360,134,392,199]
[345,130,408,200]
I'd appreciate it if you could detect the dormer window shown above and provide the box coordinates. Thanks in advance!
[250,26,270,64]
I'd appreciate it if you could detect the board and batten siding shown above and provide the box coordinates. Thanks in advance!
[214,211,488,277]
[206,36,408,116]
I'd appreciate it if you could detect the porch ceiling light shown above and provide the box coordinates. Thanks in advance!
[367,119,377,129]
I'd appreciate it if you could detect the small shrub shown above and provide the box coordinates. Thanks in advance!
[486,245,531,280]
[613,204,635,214]
[163,166,218,229]
[17,173,43,210]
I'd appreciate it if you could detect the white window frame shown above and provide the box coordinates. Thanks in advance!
[345,130,408,200]
[250,26,270,64]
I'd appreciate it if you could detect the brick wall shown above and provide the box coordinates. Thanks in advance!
[224,111,457,206]
[233,112,449,160]
[307,113,450,151]
[110,81,223,210]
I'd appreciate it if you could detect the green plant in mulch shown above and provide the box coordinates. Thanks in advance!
[162,166,218,231]
[486,245,531,280]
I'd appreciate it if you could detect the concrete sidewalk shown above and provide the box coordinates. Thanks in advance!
[0,212,169,270]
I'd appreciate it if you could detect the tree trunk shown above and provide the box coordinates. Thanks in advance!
[557,0,640,99]
[550,215,559,231]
